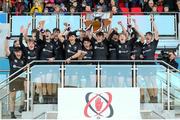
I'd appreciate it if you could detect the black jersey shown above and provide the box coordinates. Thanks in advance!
[131,41,144,60]
[110,37,137,60]
[40,41,55,60]
[108,41,117,60]
[165,59,179,69]
[91,38,108,60]
[19,33,39,63]
[64,40,82,59]
[142,40,158,60]
[26,49,39,63]
[117,42,132,60]
[53,40,64,60]
[82,48,93,60]
[8,53,26,75]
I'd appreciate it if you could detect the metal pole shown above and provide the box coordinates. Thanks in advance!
[161,81,164,108]
[9,14,12,36]
[167,68,170,111]
[61,63,64,88]
[178,45,180,57]
[133,62,136,87]
[178,13,180,40]
[174,13,178,40]
[80,13,83,29]
[32,14,35,30]
[0,100,2,119]
[56,13,58,29]
[27,64,30,112]
[97,62,100,88]
[30,67,33,111]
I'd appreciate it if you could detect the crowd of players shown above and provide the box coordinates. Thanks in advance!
[5,17,159,63]
[4,15,179,118]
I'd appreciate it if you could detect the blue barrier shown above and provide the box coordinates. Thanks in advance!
[36,15,57,32]
[10,14,177,36]
[0,58,9,82]
[154,15,175,35]
[0,13,7,23]
[0,58,9,71]
[176,58,180,70]
[12,16,32,36]
[59,15,80,32]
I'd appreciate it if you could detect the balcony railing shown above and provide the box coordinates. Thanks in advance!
[0,60,179,117]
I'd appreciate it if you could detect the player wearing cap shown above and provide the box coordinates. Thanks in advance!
[5,36,27,118]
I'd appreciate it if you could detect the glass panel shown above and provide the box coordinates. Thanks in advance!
[31,65,60,104]
[65,65,96,88]
[137,65,166,104]
[0,24,10,57]
[36,15,57,32]
[154,15,175,35]
[169,72,180,110]
[169,72,180,88]
[101,65,132,87]
[131,15,151,34]
[158,40,180,50]
[0,58,9,82]
[1,91,25,119]
[12,16,32,36]
[111,15,127,33]
[0,58,9,70]
[0,13,7,23]
[0,71,27,119]
[59,15,80,32]
[0,74,9,84]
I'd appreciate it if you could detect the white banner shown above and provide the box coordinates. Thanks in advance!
[58,88,141,120]
[0,24,10,57]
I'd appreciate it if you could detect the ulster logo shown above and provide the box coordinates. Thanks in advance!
[84,92,114,119]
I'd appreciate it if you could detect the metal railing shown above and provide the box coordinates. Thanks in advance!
[1,60,178,87]
[0,70,9,85]
[141,110,166,119]
[33,112,46,119]
[0,60,179,117]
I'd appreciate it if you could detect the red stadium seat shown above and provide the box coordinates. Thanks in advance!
[131,7,143,15]
[157,6,164,12]
[131,7,142,12]
[120,7,129,15]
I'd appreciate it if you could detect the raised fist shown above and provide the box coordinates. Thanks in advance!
[118,21,122,25]
[20,25,25,33]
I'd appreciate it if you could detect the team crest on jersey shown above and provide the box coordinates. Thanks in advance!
[67,49,71,53]
[14,59,17,63]
[13,64,17,68]
[74,46,77,50]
